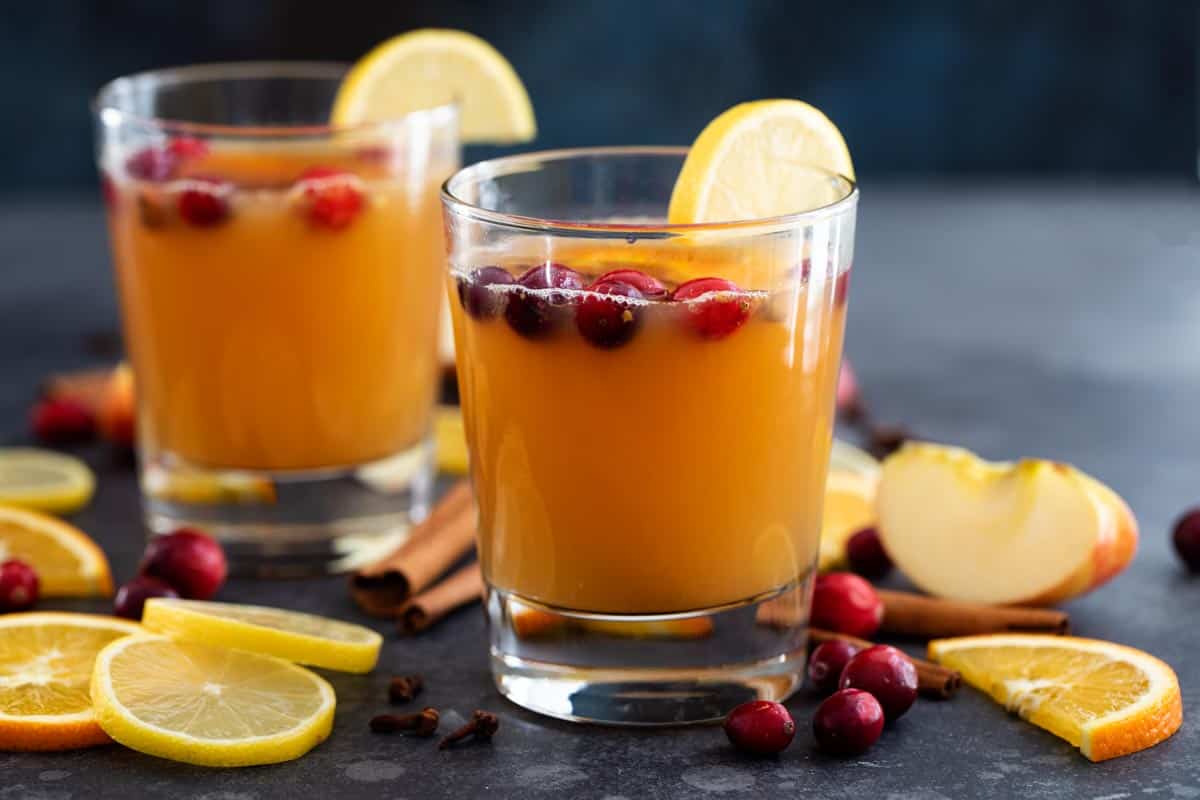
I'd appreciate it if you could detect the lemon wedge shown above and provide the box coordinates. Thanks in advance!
[0,505,111,597]
[142,598,381,674]
[0,448,95,514]
[91,634,334,767]
[332,28,536,143]
[668,99,853,224]
[930,634,1182,761]
[0,612,140,750]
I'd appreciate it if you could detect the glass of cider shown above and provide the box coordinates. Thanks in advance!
[94,63,458,575]
[442,147,858,724]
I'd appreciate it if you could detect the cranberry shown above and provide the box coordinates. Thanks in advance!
[298,166,365,230]
[723,700,795,755]
[165,136,209,162]
[846,527,892,580]
[839,644,919,722]
[594,269,668,300]
[139,528,227,600]
[812,688,884,756]
[1173,509,1200,572]
[835,268,851,307]
[458,267,515,320]
[125,147,177,181]
[30,398,95,444]
[99,171,118,209]
[672,277,751,339]
[0,560,39,611]
[808,639,861,695]
[177,179,231,227]
[576,279,643,348]
[504,263,584,338]
[113,575,178,620]
[811,572,884,639]
[836,361,860,415]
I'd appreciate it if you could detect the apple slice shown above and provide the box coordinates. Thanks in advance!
[876,443,1137,606]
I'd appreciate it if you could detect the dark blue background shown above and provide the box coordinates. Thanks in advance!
[3,0,1195,193]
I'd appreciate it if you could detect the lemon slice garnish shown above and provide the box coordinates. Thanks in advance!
[0,505,111,597]
[0,448,95,514]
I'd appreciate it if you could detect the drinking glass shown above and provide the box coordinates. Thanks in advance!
[442,147,858,724]
[94,63,459,575]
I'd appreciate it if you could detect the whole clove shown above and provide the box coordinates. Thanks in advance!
[388,674,424,704]
[369,707,440,737]
[438,709,499,750]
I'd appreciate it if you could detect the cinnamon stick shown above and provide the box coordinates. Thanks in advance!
[810,627,961,699]
[877,589,1070,638]
[350,481,476,617]
[396,562,482,635]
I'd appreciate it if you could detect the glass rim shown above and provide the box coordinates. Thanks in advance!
[92,61,459,139]
[441,145,858,235]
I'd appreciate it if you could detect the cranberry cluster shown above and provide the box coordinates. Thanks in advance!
[456,263,754,347]
[113,528,227,619]
[106,137,367,230]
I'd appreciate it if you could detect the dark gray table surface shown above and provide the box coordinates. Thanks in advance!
[2,183,1198,799]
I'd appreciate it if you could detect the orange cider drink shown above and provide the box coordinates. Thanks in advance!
[442,148,859,724]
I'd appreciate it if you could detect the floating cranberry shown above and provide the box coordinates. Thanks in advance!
[0,560,39,612]
[839,644,918,722]
[576,279,643,348]
[298,166,365,230]
[835,268,851,307]
[125,147,176,181]
[811,572,884,639]
[165,136,209,162]
[458,267,515,319]
[504,263,584,338]
[99,172,118,209]
[723,700,795,755]
[1172,509,1200,572]
[594,269,668,300]
[812,688,884,755]
[177,179,231,227]
[672,277,751,339]
[30,398,95,444]
[140,528,227,600]
[808,639,861,695]
[846,527,892,580]
[113,575,178,620]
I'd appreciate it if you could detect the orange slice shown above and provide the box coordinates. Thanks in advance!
[0,506,111,597]
[0,612,141,750]
[929,634,1182,761]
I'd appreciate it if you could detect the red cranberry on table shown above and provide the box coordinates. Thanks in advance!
[594,268,668,300]
[1172,508,1200,572]
[0,560,39,611]
[845,527,892,580]
[807,639,861,695]
[504,263,585,338]
[812,688,884,756]
[113,575,179,620]
[298,166,365,230]
[839,644,919,722]
[30,398,96,445]
[458,266,515,320]
[177,179,231,227]
[810,572,884,639]
[723,700,795,755]
[139,528,227,600]
[672,276,751,339]
[576,279,644,348]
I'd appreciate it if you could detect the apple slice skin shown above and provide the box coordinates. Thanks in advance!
[876,444,1138,607]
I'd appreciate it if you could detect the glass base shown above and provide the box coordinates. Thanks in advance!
[141,436,435,577]
[487,574,813,726]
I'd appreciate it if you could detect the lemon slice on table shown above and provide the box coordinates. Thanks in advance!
[0,505,111,597]
[332,28,536,143]
[0,448,95,514]
[668,99,854,224]
[0,612,141,751]
[818,467,878,571]
[929,634,1183,762]
[91,635,334,767]
[434,404,469,476]
[142,598,381,674]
